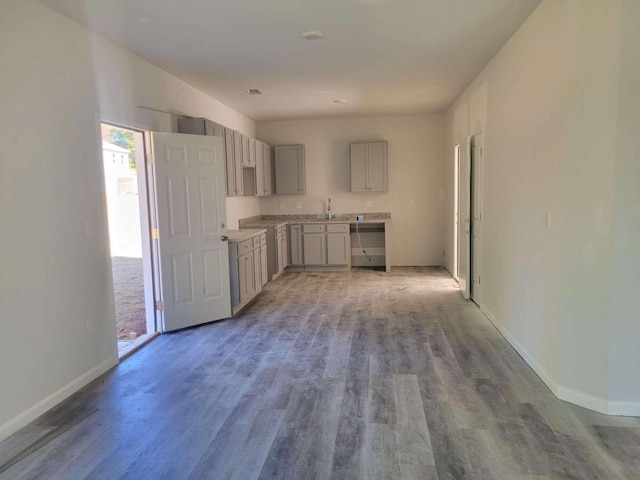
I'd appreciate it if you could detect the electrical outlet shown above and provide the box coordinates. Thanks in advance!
[279,202,285,210]
[295,201,302,209]
[365,201,373,208]
[409,200,415,207]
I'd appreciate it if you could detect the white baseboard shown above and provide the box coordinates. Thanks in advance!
[605,399,640,417]
[480,304,559,394]
[479,304,640,417]
[0,356,117,443]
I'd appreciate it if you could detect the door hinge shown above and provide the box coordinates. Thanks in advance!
[155,301,164,311]
[151,228,159,239]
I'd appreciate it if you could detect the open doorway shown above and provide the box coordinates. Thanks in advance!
[101,123,156,357]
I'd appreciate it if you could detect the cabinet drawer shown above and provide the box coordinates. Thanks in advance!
[326,223,349,233]
[303,224,325,233]
[258,233,267,246]
[276,225,286,237]
[238,239,253,255]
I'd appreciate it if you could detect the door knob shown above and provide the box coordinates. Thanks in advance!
[221,235,229,241]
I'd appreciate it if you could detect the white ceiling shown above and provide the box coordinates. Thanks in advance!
[39,0,540,121]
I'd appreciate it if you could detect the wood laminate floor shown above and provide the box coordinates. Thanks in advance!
[1,267,639,479]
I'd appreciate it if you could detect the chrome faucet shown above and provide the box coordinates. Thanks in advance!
[327,197,333,219]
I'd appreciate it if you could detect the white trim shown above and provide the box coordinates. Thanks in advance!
[605,399,640,417]
[479,304,640,417]
[556,385,610,415]
[480,304,559,394]
[0,357,117,443]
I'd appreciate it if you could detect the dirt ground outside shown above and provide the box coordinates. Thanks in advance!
[107,187,147,341]
[111,257,146,339]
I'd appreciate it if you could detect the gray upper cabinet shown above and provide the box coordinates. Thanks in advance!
[274,145,305,195]
[178,117,243,196]
[350,141,388,192]
[225,128,243,196]
[255,140,272,197]
[177,117,224,137]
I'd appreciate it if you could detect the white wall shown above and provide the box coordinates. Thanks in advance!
[444,0,640,415]
[0,0,257,441]
[257,115,445,266]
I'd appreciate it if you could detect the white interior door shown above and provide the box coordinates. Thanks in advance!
[470,133,483,302]
[150,132,231,332]
[458,136,472,299]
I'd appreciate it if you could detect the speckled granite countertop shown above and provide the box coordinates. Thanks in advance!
[227,228,266,242]
[239,213,391,228]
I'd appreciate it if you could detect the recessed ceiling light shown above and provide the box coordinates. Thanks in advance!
[246,89,262,95]
[333,99,347,104]
[302,31,324,40]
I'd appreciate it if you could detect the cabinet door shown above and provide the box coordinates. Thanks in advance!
[225,128,238,196]
[327,233,350,265]
[289,225,303,265]
[233,131,244,195]
[253,246,262,292]
[205,121,225,138]
[350,143,368,192]
[303,233,326,265]
[241,135,250,167]
[255,141,266,196]
[239,251,255,304]
[263,143,272,196]
[276,234,287,273]
[367,142,388,192]
[274,145,305,194]
[260,245,268,286]
[249,138,256,167]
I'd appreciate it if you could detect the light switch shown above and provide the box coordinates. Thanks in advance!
[295,201,302,209]
[365,201,373,208]
[409,200,415,207]
[279,202,285,210]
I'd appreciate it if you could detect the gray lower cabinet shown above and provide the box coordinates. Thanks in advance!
[229,231,267,315]
[300,223,350,267]
[289,225,304,265]
[239,250,256,304]
[276,225,287,275]
[327,233,350,265]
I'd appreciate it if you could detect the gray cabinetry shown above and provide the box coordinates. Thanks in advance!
[300,223,350,266]
[178,117,245,197]
[274,145,305,194]
[289,225,304,265]
[326,224,350,265]
[350,141,388,192]
[225,128,243,196]
[276,225,287,275]
[303,224,326,265]
[229,230,267,315]
[255,141,272,197]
